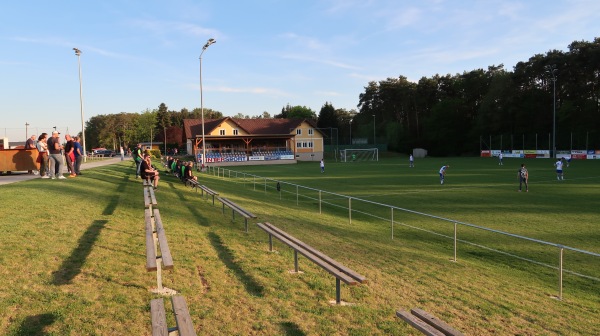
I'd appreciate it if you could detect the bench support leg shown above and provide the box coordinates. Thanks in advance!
[244,218,248,233]
[336,278,341,304]
[294,250,299,273]
[268,234,273,252]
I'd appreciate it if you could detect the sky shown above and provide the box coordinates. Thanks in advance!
[2,0,600,142]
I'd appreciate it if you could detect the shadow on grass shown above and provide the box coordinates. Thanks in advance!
[207,231,264,297]
[51,219,108,285]
[102,174,130,216]
[13,313,57,336]
[167,181,210,227]
[279,321,306,336]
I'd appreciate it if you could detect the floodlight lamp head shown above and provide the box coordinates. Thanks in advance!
[73,48,81,56]
[203,38,216,50]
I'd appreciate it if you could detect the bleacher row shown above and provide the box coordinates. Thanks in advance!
[143,158,463,335]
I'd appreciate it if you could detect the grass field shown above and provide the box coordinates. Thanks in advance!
[0,155,598,335]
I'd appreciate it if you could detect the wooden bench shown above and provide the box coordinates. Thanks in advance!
[144,186,158,209]
[186,178,199,191]
[145,208,175,295]
[151,295,196,336]
[396,308,464,336]
[199,185,219,205]
[218,196,257,233]
[256,222,366,304]
[143,178,152,187]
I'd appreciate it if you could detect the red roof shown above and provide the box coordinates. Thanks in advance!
[183,117,320,139]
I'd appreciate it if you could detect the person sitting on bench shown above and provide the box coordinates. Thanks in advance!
[184,161,198,183]
[141,154,160,190]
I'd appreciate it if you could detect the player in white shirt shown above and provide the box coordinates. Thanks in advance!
[439,165,449,184]
[498,153,503,165]
[554,159,564,180]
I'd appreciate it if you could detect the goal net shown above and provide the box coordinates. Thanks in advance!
[340,148,379,162]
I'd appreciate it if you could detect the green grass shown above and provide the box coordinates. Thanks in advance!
[0,156,598,335]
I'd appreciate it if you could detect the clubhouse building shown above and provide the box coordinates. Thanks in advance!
[183,117,325,165]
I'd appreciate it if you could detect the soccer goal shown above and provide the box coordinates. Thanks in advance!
[340,148,379,162]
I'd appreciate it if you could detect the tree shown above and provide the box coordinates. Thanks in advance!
[317,102,338,130]
[275,104,317,119]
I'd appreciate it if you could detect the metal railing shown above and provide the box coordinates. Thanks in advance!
[206,166,600,300]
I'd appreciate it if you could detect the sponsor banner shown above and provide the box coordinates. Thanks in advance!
[537,150,550,154]
[586,155,599,160]
[480,150,491,157]
[264,155,279,161]
[280,155,294,160]
[571,154,587,160]
[557,150,570,156]
[205,157,223,163]
[536,153,550,158]
[512,150,524,154]
[504,153,523,158]
[571,150,587,155]
[524,150,537,155]
[223,156,247,162]
[248,156,264,161]
[587,150,595,155]
[524,153,537,159]
[596,150,600,155]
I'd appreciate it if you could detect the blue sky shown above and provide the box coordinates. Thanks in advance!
[2,0,599,142]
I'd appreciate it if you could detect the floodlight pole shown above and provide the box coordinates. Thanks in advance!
[25,122,29,141]
[349,119,352,145]
[200,38,216,169]
[545,64,557,158]
[73,48,87,162]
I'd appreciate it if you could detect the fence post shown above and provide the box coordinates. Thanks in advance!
[264,178,267,193]
[349,197,352,225]
[319,190,322,214]
[296,185,299,206]
[453,222,458,262]
[253,176,256,191]
[391,207,394,240]
[558,246,564,300]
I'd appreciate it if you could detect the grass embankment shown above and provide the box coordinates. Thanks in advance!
[0,157,598,335]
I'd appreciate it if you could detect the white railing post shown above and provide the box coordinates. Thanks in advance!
[319,190,322,214]
[453,222,458,262]
[558,246,564,300]
[391,207,394,240]
[296,185,299,205]
[349,197,352,225]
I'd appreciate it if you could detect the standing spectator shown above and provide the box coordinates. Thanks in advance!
[133,143,143,178]
[119,146,124,161]
[36,133,49,178]
[409,154,414,168]
[47,130,65,179]
[320,159,325,173]
[518,163,529,192]
[140,154,160,190]
[25,135,37,174]
[554,158,564,180]
[64,135,76,177]
[498,152,504,166]
[73,136,84,176]
[439,165,449,184]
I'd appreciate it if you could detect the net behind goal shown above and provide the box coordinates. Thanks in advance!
[340,148,379,162]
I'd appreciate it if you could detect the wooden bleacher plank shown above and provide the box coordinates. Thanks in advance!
[264,222,366,284]
[148,187,157,206]
[396,311,445,336]
[410,308,464,336]
[256,223,356,285]
[153,209,174,269]
[171,296,197,336]
[144,188,151,208]
[150,299,169,336]
[145,209,157,271]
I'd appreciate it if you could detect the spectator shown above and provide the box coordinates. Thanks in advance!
[133,144,143,178]
[36,133,49,179]
[140,154,160,190]
[25,135,36,174]
[64,135,76,177]
[47,130,65,179]
[73,136,84,176]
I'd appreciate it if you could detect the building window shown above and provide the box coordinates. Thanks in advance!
[233,129,239,135]
[296,142,301,148]
[219,129,225,135]
[296,129,302,135]
[308,128,314,135]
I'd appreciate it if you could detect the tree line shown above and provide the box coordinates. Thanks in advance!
[85,38,599,156]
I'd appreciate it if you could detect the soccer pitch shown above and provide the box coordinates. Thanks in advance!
[206,155,600,298]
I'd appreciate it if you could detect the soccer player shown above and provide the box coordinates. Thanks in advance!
[554,158,564,180]
[409,154,414,168]
[498,152,503,165]
[320,159,325,173]
[439,165,449,184]
[518,163,528,192]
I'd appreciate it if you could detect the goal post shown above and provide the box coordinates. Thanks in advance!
[340,148,379,162]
